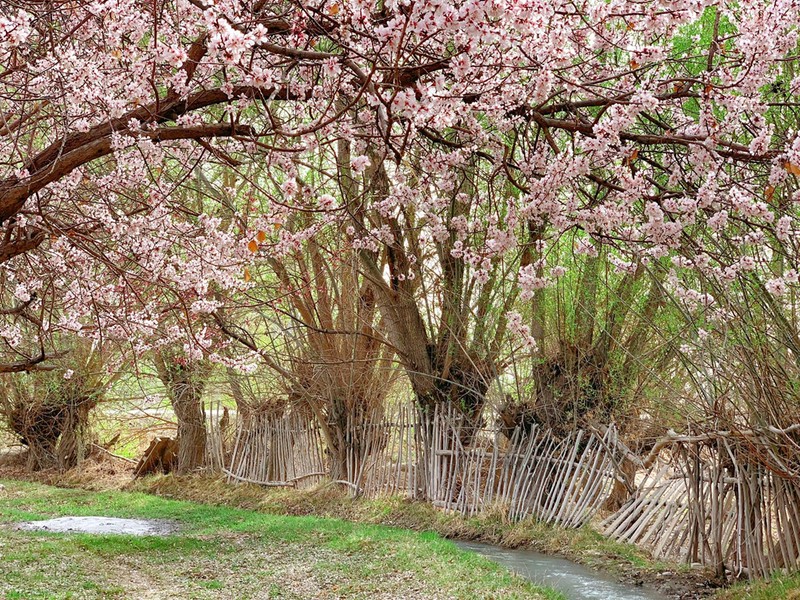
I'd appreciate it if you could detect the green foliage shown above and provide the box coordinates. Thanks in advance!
[671,7,735,71]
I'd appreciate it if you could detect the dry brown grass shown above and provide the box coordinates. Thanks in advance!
[0,446,133,491]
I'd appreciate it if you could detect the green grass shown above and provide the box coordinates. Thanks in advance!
[0,479,551,599]
[715,572,800,599]
[135,474,675,577]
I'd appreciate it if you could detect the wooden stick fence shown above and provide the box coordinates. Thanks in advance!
[204,398,227,473]
[209,404,800,577]
[215,403,618,527]
[222,410,326,489]
[602,437,800,579]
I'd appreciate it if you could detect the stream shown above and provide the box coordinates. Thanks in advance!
[456,541,668,600]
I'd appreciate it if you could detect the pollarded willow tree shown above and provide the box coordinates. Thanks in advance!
[181,161,401,480]
[0,338,118,470]
[1,0,800,471]
[264,230,398,481]
[153,348,212,473]
[498,240,675,437]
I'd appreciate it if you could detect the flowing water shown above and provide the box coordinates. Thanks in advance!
[456,541,668,600]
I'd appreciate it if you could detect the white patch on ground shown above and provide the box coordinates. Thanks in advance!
[16,516,176,536]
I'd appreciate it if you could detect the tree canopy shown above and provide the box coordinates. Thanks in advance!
[1,0,799,432]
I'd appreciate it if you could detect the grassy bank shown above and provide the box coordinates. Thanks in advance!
[0,479,554,599]
[0,449,675,575]
[132,474,676,576]
[4,457,800,598]
[715,574,800,600]
[0,454,718,598]
[0,455,665,577]
[128,476,724,598]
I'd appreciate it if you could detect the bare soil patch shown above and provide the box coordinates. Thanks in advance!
[16,515,177,536]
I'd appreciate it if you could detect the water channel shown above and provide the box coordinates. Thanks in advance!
[456,540,668,600]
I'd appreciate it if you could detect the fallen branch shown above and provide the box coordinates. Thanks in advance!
[222,467,297,487]
[222,468,346,491]
[90,443,136,464]
[324,479,364,498]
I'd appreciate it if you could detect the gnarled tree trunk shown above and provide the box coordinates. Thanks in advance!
[1,348,106,472]
[154,351,210,474]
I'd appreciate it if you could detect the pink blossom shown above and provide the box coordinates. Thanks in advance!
[350,155,371,174]
[766,277,788,296]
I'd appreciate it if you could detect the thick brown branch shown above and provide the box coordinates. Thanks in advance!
[0,351,56,374]
[0,227,45,263]
[0,84,294,222]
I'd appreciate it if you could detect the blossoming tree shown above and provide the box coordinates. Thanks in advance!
[2,0,800,461]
